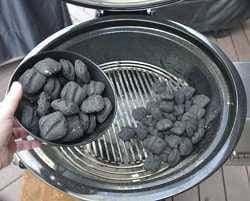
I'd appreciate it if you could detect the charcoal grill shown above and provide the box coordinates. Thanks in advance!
[11,1,247,200]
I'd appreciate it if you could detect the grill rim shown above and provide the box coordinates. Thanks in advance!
[15,16,246,200]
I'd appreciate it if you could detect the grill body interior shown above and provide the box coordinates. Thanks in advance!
[15,16,246,200]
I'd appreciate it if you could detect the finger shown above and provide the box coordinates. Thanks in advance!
[15,140,41,152]
[1,82,22,118]
[13,119,21,128]
[13,127,28,139]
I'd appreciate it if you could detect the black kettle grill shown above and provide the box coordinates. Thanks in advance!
[13,0,247,200]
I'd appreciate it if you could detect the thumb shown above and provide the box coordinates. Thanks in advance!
[1,82,23,118]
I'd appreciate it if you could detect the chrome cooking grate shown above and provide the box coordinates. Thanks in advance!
[60,61,187,182]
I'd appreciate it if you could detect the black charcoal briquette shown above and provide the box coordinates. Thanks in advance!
[174,104,184,116]
[75,60,90,83]
[179,137,193,156]
[159,146,172,162]
[39,112,67,141]
[143,136,166,155]
[189,105,206,119]
[43,77,61,100]
[86,114,96,134]
[152,81,166,94]
[60,59,75,81]
[141,116,156,127]
[168,148,180,166]
[37,92,51,116]
[79,112,90,131]
[165,135,181,148]
[182,86,195,100]
[170,121,186,136]
[97,97,113,123]
[162,113,176,122]
[156,119,173,131]
[146,101,158,113]
[118,126,136,141]
[159,101,174,113]
[132,107,148,121]
[151,106,163,120]
[135,123,148,140]
[61,81,87,105]
[192,128,205,144]
[51,99,79,116]
[192,94,210,108]
[157,91,174,100]
[185,100,192,112]
[34,58,61,76]
[144,155,161,171]
[18,69,46,94]
[87,81,105,96]
[81,95,105,113]
[174,90,185,105]
[185,119,197,137]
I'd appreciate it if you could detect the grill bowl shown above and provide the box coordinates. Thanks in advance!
[9,50,117,146]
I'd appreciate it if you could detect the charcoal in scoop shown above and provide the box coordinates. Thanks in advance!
[198,119,205,129]
[39,112,67,141]
[132,107,148,121]
[151,106,163,120]
[185,119,197,137]
[168,148,180,167]
[135,123,148,140]
[162,113,176,122]
[165,135,181,148]
[182,111,197,121]
[185,100,192,112]
[61,81,87,105]
[79,112,90,131]
[19,102,39,134]
[192,128,205,144]
[37,92,51,116]
[182,86,195,100]
[192,94,210,108]
[97,97,113,123]
[87,81,105,96]
[62,115,84,142]
[51,99,79,116]
[174,104,184,116]
[118,126,136,141]
[34,58,61,76]
[81,95,105,113]
[156,119,173,131]
[170,121,186,136]
[174,90,185,105]
[148,127,164,138]
[44,77,61,100]
[179,137,193,156]
[60,59,75,81]
[18,68,46,94]
[141,116,156,127]
[146,101,158,113]
[75,60,90,83]
[143,136,166,155]
[159,101,174,113]
[189,105,206,120]
[144,155,161,171]
[152,80,166,94]
[157,91,174,100]
[86,114,96,134]
[159,146,172,162]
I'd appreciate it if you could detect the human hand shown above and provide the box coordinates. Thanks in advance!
[0,82,41,169]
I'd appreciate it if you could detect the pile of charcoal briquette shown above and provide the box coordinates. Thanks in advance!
[118,81,210,171]
[17,58,113,143]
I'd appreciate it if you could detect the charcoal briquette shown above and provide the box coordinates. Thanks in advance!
[157,91,174,100]
[159,101,174,113]
[135,123,148,140]
[51,99,79,116]
[179,137,193,156]
[151,106,163,120]
[97,97,113,123]
[79,112,90,131]
[162,113,176,122]
[192,128,205,144]
[165,135,181,148]
[62,115,84,142]
[189,105,206,120]
[198,119,205,129]
[75,60,90,83]
[144,155,161,171]
[18,68,46,94]
[174,90,185,105]
[185,119,197,137]
[192,94,210,108]
[148,127,164,138]
[156,119,173,131]
[170,121,186,136]
[34,58,61,76]
[152,81,166,94]
[39,112,67,141]
[182,111,196,121]
[159,146,172,162]
[132,107,148,121]
[60,59,75,81]
[146,101,158,113]
[182,86,195,100]
[37,92,51,116]
[174,104,184,116]
[185,100,192,112]
[141,116,156,127]
[118,126,136,141]
[87,81,105,96]
[61,81,87,105]
[58,76,68,86]
[168,148,180,166]
[143,136,166,155]
[43,77,61,99]
[80,95,105,113]
[86,114,96,134]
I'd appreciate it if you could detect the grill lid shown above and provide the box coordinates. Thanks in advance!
[67,0,182,11]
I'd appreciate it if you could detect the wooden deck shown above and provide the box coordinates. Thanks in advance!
[0,13,250,201]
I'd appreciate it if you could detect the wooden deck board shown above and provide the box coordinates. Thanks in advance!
[223,166,250,201]
[173,187,199,201]
[199,168,226,201]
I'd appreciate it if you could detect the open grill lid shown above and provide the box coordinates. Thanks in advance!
[66,0,182,11]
